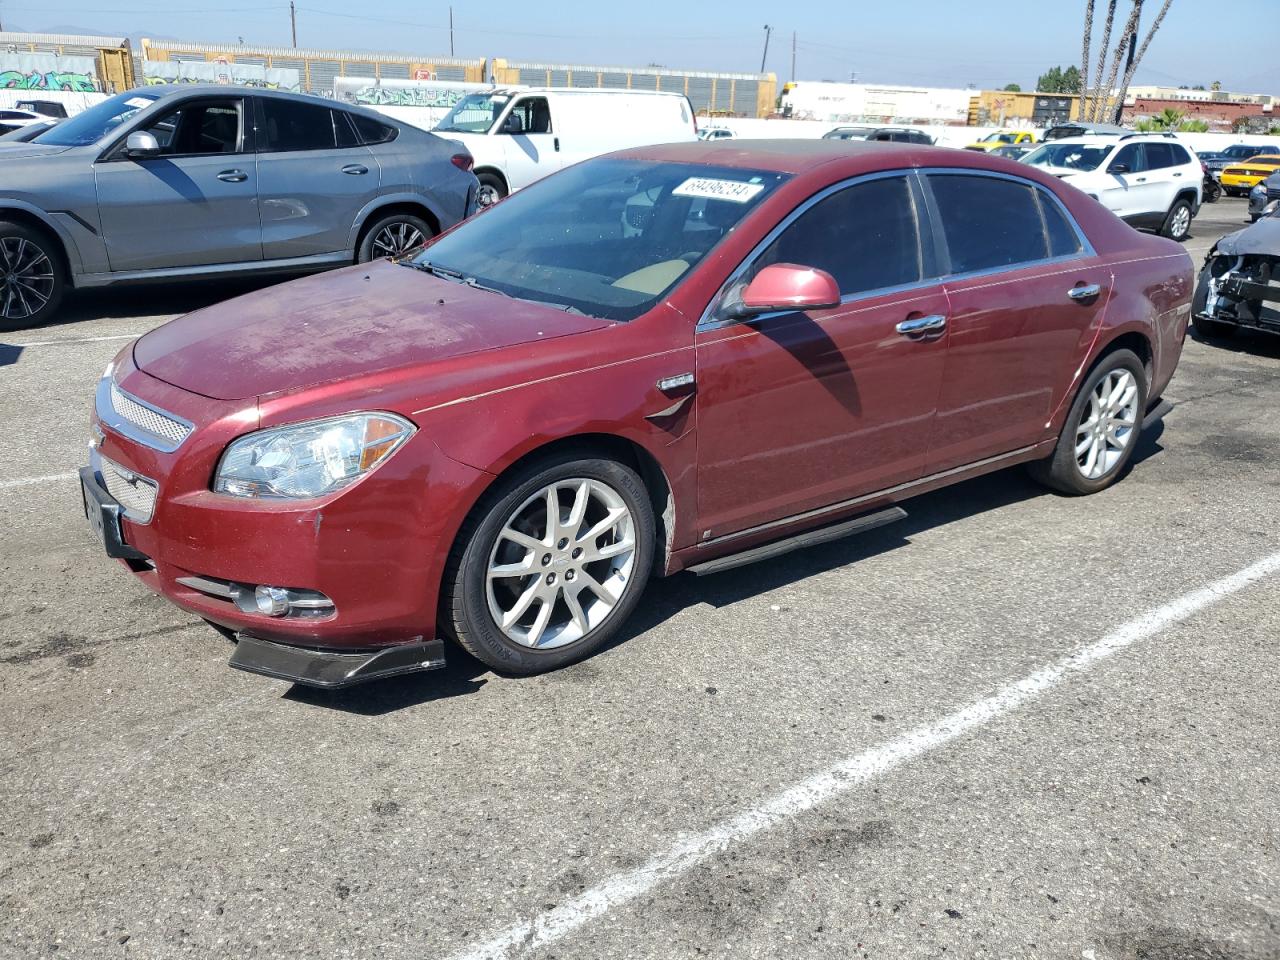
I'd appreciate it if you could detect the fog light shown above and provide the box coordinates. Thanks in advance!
[255,585,291,617]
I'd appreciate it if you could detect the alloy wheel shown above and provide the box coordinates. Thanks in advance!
[485,478,637,650]
[1170,204,1191,239]
[476,184,501,208]
[0,237,54,320]
[1075,369,1139,480]
[370,221,427,259]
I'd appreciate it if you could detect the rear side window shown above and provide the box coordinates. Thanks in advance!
[333,110,360,148]
[755,175,924,296]
[1038,194,1084,258]
[351,112,398,145]
[1170,144,1191,166]
[1145,142,1175,169]
[260,98,337,151]
[928,174,1052,274]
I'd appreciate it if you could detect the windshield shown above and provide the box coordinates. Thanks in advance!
[1023,142,1110,172]
[411,158,788,321]
[33,91,159,147]
[983,133,1017,143]
[435,93,511,134]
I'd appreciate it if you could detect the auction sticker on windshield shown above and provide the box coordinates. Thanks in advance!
[673,177,765,203]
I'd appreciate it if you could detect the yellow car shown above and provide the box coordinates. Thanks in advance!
[965,130,1038,152]
[1220,155,1280,192]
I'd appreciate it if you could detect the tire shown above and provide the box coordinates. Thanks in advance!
[1250,213,1261,223]
[1193,312,1236,340]
[357,212,433,263]
[0,220,65,330]
[475,172,507,209]
[1203,180,1221,203]
[1028,348,1149,496]
[440,454,655,674]
[1161,198,1193,241]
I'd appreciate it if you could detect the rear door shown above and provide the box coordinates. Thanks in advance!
[923,171,1111,472]
[253,97,381,260]
[94,95,261,271]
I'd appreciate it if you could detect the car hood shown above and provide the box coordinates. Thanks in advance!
[133,260,612,401]
[1214,216,1280,257]
[0,143,74,159]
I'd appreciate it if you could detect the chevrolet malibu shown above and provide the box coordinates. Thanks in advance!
[83,141,1193,688]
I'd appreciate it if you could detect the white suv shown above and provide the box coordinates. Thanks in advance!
[1021,134,1202,241]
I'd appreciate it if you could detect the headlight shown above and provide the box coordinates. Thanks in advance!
[214,412,415,499]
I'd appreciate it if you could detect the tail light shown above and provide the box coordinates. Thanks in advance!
[451,153,474,172]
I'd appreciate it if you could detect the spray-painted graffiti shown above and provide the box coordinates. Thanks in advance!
[142,60,301,92]
[0,54,100,92]
[334,77,492,109]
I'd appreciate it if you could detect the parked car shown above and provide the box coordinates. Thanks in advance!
[1192,211,1280,339]
[0,86,476,328]
[1021,134,1202,240]
[964,130,1037,152]
[435,87,697,207]
[1219,154,1280,197]
[0,108,46,135]
[1247,172,1280,221]
[1199,142,1272,189]
[822,125,878,141]
[698,127,735,141]
[0,117,58,142]
[14,99,69,119]
[1042,121,1127,141]
[82,140,1191,689]
[862,126,934,145]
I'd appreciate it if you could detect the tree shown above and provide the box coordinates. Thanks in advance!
[1036,65,1082,93]
[1079,0,1176,122]
[1134,108,1208,132]
[1002,83,1022,92]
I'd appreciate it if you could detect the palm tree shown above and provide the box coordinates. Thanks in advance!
[1114,0,1174,114]
[1080,0,1095,108]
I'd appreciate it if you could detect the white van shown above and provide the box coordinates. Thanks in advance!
[435,87,698,206]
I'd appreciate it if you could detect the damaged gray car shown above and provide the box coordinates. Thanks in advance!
[1193,212,1280,339]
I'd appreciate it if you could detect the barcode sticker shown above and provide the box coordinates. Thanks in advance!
[672,177,765,203]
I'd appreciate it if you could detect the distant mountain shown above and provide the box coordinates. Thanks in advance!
[7,23,181,44]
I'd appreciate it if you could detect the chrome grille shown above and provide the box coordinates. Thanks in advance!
[100,456,158,523]
[109,383,193,448]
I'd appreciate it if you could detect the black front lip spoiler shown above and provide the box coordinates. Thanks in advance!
[229,634,446,689]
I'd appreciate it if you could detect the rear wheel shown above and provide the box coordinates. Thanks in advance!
[476,172,507,209]
[357,212,433,263]
[1161,198,1193,241]
[1029,348,1148,496]
[0,221,64,330]
[441,455,655,674]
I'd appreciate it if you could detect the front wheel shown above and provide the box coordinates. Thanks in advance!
[1029,348,1148,496]
[1161,198,1193,241]
[441,455,655,674]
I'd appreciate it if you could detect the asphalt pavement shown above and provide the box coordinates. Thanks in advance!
[1,197,1277,960]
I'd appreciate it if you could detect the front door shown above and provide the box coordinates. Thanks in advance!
[922,171,1112,472]
[253,97,383,261]
[94,96,261,272]
[694,174,948,539]
[496,96,561,192]
[1098,142,1160,220]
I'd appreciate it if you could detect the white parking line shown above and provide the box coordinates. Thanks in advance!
[447,549,1280,960]
[5,333,139,348]
[0,472,78,491]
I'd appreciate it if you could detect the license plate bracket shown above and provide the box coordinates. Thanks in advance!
[79,467,148,561]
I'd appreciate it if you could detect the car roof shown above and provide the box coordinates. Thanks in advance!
[615,138,960,175]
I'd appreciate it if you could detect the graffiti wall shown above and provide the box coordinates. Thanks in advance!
[333,77,493,126]
[0,53,100,92]
[142,59,301,91]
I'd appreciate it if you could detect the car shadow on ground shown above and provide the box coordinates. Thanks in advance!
[294,442,1179,716]
[1188,325,1280,358]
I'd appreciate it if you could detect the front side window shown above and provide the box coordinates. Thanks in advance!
[412,158,787,321]
[929,174,1070,274]
[1111,143,1146,173]
[749,175,924,298]
[501,97,553,135]
[35,90,160,147]
[1023,142,1111,171]
[435,93,512,134]
[260,98,338,152]
[143,100,241,156]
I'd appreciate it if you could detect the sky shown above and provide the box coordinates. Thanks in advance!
[3,0,1278,94]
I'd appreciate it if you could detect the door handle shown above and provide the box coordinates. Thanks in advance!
[1068,283,1102,301]
[216,169,248,183]
[1173,172,1183,177]
[1134,176,1147,182]
[342,164,369,175]
[895,314,947,337]
[554,137,560,152]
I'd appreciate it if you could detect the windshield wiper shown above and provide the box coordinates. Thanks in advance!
[404,260,465,281]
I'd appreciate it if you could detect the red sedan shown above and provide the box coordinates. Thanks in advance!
[83,140,1193,687]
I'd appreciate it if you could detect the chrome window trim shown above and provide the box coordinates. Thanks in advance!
[695,166,1096,333]
[95,376,195,453]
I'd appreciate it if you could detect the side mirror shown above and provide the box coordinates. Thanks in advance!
[500,113,523,135]
[124,130,160,158]
[730,263,841,318]
[1107,162,1130,174]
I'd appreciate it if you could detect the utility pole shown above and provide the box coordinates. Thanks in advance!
[449,5,455,57]
[1114,5,1139,124]
[759,24,772,74]
[289,0,297,48]
[790,31,796,83]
